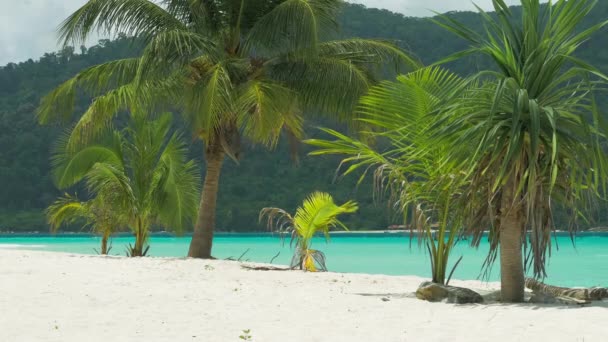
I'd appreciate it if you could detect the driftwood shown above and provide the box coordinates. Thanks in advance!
[416,281,483,304]
[525,278,608,303]
[241,265,291,271]
[528,291,590,305]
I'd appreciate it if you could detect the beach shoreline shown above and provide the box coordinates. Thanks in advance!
[1,249,607,342]
[2,229,605,237]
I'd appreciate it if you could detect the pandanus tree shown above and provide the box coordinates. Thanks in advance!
[307,67,472,284]
[52,113,200,256]
[46,193,125,255]
[36,0,418,259]
[311,0,608,299]
[429,0,608,301]
[260,192,357,271]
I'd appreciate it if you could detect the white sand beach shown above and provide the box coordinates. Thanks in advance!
[1,249,606,342]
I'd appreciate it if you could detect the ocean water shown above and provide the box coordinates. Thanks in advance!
[1,233,607,287]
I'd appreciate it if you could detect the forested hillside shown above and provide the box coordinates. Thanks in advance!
[1,2,607,232]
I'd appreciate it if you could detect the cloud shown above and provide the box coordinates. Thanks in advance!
[0,0,91,65]
[0,0,530,66]
[350,0,527,17]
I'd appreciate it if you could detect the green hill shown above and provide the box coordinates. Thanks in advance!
[1,2,607,232]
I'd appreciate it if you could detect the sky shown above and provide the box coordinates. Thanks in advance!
[0,0,526,66]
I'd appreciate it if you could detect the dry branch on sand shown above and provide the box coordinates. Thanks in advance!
[525,278,608,304]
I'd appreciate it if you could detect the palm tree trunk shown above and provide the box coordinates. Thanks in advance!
[499,173,525,303]
[188,148,225,258]
[131,219,147,257]
[100,229,110,255]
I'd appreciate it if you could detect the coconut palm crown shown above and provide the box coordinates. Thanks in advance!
[36,0,419,259]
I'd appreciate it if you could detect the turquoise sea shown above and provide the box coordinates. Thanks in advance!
[1,233,607,287]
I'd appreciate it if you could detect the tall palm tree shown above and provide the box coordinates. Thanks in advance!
[430,0,608,302]
[260,192,357,271]
[52,113,200,256]
[46,193,125,255]
[36,0,418,259]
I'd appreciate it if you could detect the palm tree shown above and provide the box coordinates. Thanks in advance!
[307,67,471,284]
[36,0,418,259]
[52,113,200,256]
[430,0,608,302]
[260,192,357,271]
[46,193,125,255]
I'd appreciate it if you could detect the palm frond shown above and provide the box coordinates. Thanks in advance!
[155,131,201,232]
[293,191,358,241]
[135,30,217,85]
[37,58,140,124]
[46,194,91,232]
[316,38,421,71]
[51,131,124,189]
[236,79,302,147]
[66,84,139,150]
[268,55,371,117]
[59,0,185,45]
[185,62,235,143]
[244,0,341,55]
[259,207,295,234]
[85,162,136,210]
[163,0,223,32]
[307,66,469,178]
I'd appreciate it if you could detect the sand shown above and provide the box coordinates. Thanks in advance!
[1,249,606,342]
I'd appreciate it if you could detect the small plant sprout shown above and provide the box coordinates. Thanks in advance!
[260,192,358,272]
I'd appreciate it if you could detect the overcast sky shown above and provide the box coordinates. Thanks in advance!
[0,0,526,66]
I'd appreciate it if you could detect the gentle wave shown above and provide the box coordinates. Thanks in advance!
[0,244,46,249]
